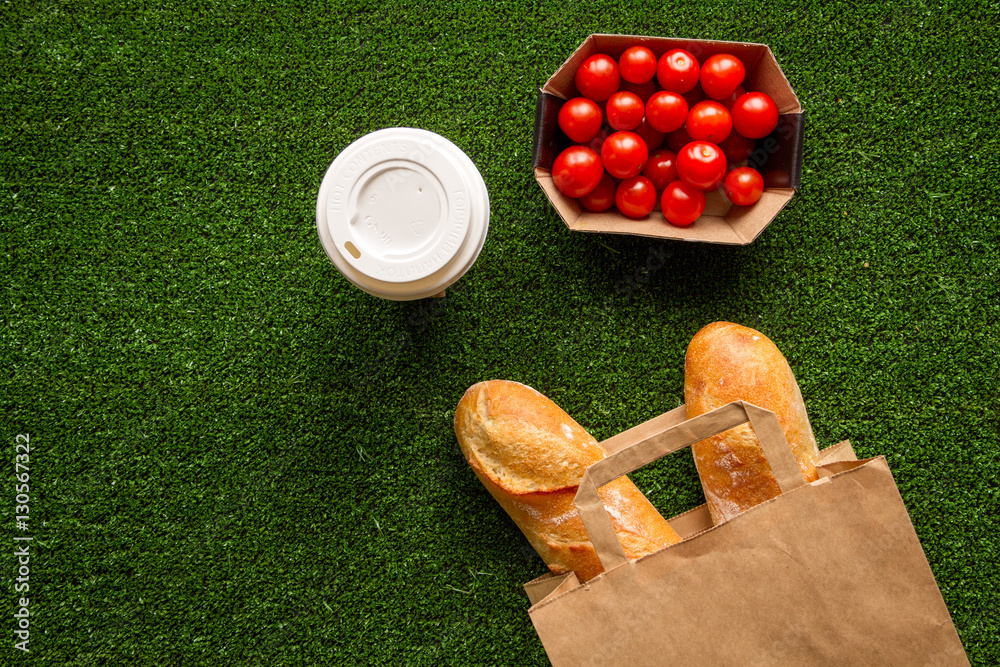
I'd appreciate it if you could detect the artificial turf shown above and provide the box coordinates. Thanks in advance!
[1,1,998,664]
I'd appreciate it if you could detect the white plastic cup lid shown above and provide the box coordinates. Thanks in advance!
[316,128,490,300]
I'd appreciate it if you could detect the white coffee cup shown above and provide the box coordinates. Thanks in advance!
[316,128,490,300]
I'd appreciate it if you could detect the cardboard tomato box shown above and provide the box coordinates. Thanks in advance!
[533,34,804,244]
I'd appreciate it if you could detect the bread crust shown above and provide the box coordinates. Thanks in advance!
[455,380,680,582]
[685,322,820,525]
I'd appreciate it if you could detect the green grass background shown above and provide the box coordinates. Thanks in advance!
[2,0,997,664]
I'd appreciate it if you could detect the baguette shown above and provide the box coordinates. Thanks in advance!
[685,322,820,525]
[454,380,681,582]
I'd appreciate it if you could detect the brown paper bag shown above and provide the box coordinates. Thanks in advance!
[525,401,969,666]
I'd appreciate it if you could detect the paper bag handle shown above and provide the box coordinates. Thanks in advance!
[575,401,806,572]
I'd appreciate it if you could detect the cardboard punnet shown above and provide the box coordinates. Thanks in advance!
[533,34,804,244]
[522,402,969,665]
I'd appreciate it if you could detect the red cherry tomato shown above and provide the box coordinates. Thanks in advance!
[579,173,618,212]
[619,46,657,84]
[552,146,604,198]
[558,97,603,143]
[699,53,746,100]
[724,167,764,206]
[646,91,688,133]
[619,79,657,103]
[719,85,746,110]
[661,181,706,227]
[605,91,645,131]
[685,101,732,143]
[574,54,621,102]
[632,117,664,152]
[718,130,755,163]
[642,148,678,191]
[731,92,779,139]
[665,125,694,153]
[616,176,657,218]
[601,131,648,179]
[656,49,700,93]
[676,141,727,190]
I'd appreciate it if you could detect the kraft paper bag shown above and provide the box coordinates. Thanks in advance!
[525,401,969,666]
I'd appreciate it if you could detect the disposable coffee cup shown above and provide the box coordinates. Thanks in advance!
[316,127,490,300]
